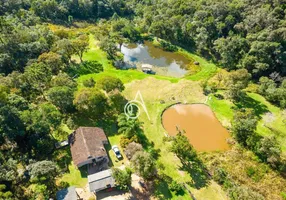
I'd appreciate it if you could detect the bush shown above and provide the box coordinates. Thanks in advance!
[124,142,143,160]
[97,76,125,92]
[213,168,227,185]
[112,168,132,191]
[158,40,178,52]
[120,136,139,148]
[227,185,265,200]
[83,78,96,87]
[169,181,184,195]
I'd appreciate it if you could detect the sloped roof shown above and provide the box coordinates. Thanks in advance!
[56,186,77,200]
[88,169,115,192]
[69,127,108,167]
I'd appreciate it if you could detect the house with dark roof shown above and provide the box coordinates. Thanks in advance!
[69,127,109,168]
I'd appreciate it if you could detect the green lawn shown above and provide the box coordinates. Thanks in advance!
[58,163,88,188]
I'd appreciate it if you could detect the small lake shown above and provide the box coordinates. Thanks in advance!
[162,104,230,151]
[121,41,192,77]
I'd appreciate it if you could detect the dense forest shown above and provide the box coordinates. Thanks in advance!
[0,0,286,199]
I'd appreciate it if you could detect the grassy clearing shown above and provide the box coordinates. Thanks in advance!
[179,51,217,81]
[123,78,228,200]
[248,93,286,152]
[58,163,88,188]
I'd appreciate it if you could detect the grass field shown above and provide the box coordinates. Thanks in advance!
[53,25,286,199]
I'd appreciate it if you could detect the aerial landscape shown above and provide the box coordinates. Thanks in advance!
[0,0,286,199]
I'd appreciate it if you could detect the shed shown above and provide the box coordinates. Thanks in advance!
[142,64,153,72]
[88,169,115,193]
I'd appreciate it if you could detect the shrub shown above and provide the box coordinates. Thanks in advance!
[120,136,139,148]
[124,142,143,160]
[169,181,184,195]
[83,78,96,87]
[213,168,227,185]
[227,185,265,200]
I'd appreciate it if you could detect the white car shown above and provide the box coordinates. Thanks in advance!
[112,145,122,159]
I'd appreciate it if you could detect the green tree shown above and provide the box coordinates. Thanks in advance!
[117,113,143,138]
[38,52,64,74]
[28,160,57,181]
[72,34,89,63]
[231,109,258,147]
[170,131,197,164]
[53,38,75,63]
[226,69,251,100]
[214,36,249,70]
[97,76,125,92]
[46,86,75,113]
[131,151,156,179]
[73,87,109,117]
[257,136,281,168]
[112,168,132,190]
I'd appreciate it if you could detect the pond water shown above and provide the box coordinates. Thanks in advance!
[162,104,230,151]
[120,41,191,77]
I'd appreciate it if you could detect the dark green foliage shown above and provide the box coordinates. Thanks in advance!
[0,105,25,142]
[226,69,251,100]
[131,151,156,180]
[231,108,258,147]
[46,86,75,113]
[256,136,282,168]
[83,78,96,88]
[97,76,125,92]
[69,60,103,76]
[0,184,13,199]
[213,168,228,185]
[117,113,143,138]
[169,181,184,195]
[258,77,286,108]
[170,131,197,164]
[157,40,178,52]
[73,87,109,118]
[112,168,132,190]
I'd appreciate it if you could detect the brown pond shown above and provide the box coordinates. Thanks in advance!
[162,104,230,151]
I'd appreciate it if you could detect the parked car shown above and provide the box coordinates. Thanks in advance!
[112,145,122,159]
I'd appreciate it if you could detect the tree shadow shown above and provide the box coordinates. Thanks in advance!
[153,178,173,200]
[78,166,88,178]
[180,160,210,189]
[234,95,269,118]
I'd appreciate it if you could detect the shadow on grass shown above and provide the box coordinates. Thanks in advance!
[104,142,115,167]
[79,166,88,178]
[234,95,269,118]
[180,160,210,189]
[153,178,173,200]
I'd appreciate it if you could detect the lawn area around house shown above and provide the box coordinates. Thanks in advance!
[58,163,88,188]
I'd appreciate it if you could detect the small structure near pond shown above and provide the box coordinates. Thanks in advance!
[142,64,155,74]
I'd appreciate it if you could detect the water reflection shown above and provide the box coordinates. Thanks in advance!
[121,41,191,77]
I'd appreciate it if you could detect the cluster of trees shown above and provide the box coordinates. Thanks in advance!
[258,76,286,108]
[232,108,285,170]
[0,0,132,23]
[125,0,286,79]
